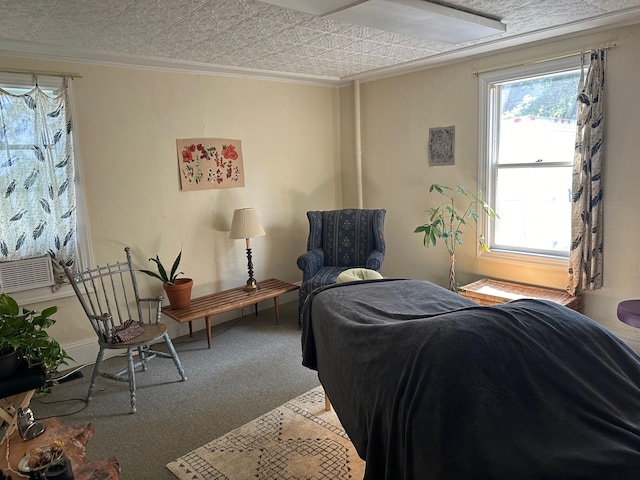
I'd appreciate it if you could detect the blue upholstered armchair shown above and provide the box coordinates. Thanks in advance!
[296,209,386,316]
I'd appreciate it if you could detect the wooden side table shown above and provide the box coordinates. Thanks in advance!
[459,278,582,312]
[0,417,120,479]
[162,278,299,349]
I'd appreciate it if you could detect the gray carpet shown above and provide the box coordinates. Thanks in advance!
[29,301,321,479]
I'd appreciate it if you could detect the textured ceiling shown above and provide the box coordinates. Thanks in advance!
[1,0,640,84]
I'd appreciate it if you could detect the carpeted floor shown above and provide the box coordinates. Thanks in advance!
[167,386,365,480]
[28,301,323,479]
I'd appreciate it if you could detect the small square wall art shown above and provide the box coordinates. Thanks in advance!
[428,126,455,166]
[176,138,245,191]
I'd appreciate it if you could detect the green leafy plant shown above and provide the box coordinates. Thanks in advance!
[140,250,184,285]
[414,184,498,290]
[0,293,71,380]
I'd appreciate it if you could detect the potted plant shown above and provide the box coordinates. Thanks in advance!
[140,250,193,309]
[414,184,498,291]
[0,293,71,382]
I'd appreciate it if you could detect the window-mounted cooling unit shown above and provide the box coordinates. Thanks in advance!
[0,256,55,293]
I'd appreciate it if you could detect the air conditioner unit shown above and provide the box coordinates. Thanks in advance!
[0,256,55,294]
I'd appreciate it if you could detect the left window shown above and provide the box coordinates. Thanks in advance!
[0,73,91,303]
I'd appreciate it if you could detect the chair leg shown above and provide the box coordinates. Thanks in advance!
[126,348,137,414]
[325,393,331,411]
[87,348,105,403]
[137,345,148,372]
[162,334,187,381]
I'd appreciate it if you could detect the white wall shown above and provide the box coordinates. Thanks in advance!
[0,56,341,366]
[344,23,640,350]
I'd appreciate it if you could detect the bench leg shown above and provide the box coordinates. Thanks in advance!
[205,316,212,349]
[274,297,280,324]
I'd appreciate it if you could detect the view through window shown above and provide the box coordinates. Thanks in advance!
[480,59,582,261]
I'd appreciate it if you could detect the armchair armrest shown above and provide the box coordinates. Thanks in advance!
[297,248,324,281]
[365,250,385,271]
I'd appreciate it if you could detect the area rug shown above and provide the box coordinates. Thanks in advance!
[166,386,365,479]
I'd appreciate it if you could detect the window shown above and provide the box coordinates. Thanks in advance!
[0,73,91,303]
[478,57,582,265]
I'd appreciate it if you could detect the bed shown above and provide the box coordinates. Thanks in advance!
[301,278,640,479]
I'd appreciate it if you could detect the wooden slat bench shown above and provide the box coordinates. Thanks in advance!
[161,278,299,349]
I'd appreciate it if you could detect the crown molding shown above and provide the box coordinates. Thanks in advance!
[0,39,342,87]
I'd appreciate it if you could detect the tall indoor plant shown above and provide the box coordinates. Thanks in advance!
[0,293,70,382]
[414,184,498,291]
[140,250,193,309]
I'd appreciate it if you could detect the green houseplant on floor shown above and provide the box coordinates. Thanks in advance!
[140,250,193,309]
[414,184,498,291]
[0,293,70,383]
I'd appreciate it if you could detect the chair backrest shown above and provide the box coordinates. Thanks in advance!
[306,209,386,266]
[61,247,160,342]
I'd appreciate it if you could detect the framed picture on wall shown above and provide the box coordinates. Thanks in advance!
[176,138,245,191]
[428,126,455,166]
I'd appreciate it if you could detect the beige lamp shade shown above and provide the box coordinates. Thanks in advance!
[229,208,266,239]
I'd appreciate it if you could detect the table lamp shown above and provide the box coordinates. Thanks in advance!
[230,207,266,291]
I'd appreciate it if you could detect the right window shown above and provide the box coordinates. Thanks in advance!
[479,58,582,264]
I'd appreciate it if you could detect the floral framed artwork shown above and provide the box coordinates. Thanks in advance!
[176,138,245,191]
[428,126,455,166]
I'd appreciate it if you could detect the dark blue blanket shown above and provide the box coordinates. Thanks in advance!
[301,279,640,479]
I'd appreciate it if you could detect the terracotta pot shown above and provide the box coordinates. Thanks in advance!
[0,347,19,378]
[164,278,193,309]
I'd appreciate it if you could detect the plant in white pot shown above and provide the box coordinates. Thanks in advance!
[414,184,498,291]
[140,250,193,309]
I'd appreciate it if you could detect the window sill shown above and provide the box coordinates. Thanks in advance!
[5,284,76,307]
[478,248,568,270]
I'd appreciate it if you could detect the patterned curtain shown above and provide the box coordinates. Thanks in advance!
[567,50,606,296]
[0,78,77,287]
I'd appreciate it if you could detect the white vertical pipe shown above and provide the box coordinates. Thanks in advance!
[354,79,363,208]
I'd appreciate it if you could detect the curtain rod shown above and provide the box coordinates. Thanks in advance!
[472,44,616,76]
[0,67,83,79]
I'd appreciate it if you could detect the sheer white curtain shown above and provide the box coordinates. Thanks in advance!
[0,77,77,287]
[568,50,606,296]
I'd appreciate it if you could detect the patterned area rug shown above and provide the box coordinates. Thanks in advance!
[166,386,365,479]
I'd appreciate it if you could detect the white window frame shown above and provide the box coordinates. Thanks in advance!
[0,72,93,304]
[477,57,582,269]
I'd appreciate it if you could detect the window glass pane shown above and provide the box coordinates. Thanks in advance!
[494,167,572,254]
[497,115,577,165]
[497,72,580,165]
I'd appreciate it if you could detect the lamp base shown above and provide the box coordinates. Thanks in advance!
[244,278,259,292]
